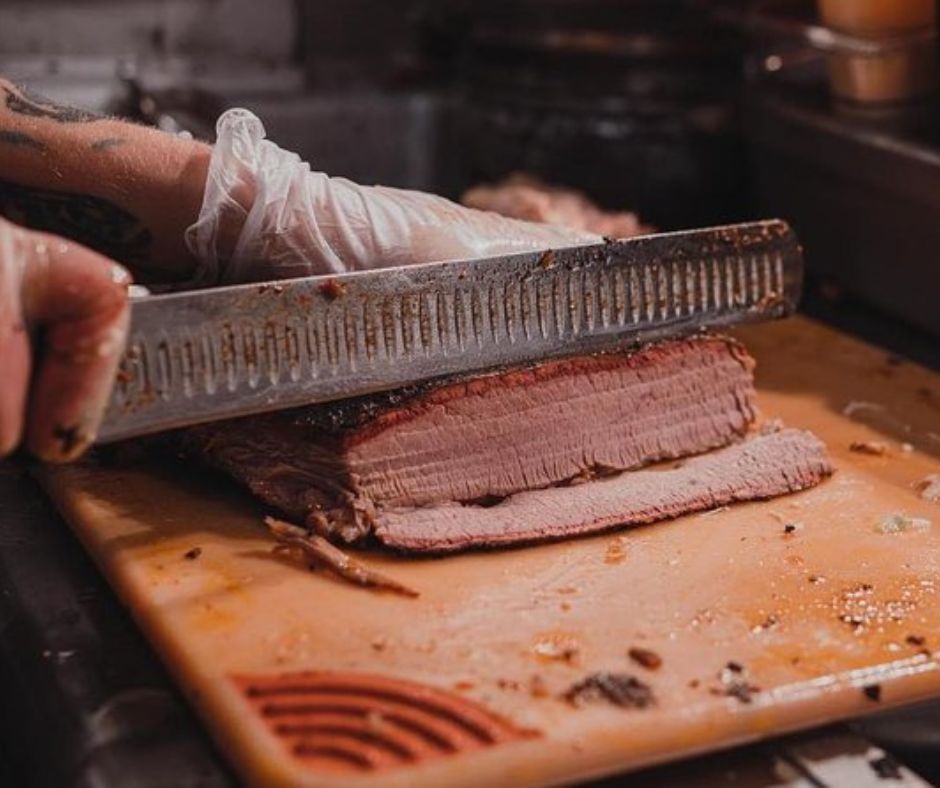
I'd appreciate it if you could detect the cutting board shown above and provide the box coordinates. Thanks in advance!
[38,316,940,787]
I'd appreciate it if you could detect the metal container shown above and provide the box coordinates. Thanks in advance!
[827,44,936,103]
[817,0,935,34]
[747,81,940,337]
[817,0,937,103]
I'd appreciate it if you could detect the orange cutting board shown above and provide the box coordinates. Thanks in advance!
[38,316,940,787]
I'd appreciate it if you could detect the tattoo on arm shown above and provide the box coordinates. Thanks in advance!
[3,84,104,124]
[91,137,126,152]
[0,179,151,266]
[0,129,46,151]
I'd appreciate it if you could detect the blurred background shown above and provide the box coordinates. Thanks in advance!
[2,3,940,785]
[1,0,939,350]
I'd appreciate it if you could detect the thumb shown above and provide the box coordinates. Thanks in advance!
[20,230,131,461]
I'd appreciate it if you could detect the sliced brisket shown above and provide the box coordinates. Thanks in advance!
[375,428,832,552]
[185,335,760,543]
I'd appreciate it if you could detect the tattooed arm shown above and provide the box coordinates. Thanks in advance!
[0,78,211,283]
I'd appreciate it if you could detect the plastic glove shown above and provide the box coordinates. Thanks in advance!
[0,217,131,461]
[185,108,598,285]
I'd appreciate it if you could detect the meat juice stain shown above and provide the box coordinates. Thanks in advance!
[187,602,239,632]
[605,538,627,564]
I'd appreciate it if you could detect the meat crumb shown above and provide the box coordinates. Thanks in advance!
[265,517,419,597]
[869,754,902,780]
[783,523,800,534]
[877,513,932,534]
[533,635,580,664]
[713,662,759,704]
[529,675,550,698]
[628,647,663,670]
[850,441,888,456]
[370,636,388,652]
[183,547,202,560]
[905,634,927,647]
[752,614,779,633]
[840,614,866,631]
[847,582,874,595]
[863,684,882,702]
[318,278,347,300]
[563,673,655,709]
[721,682,758,703]
[915,474,940,503]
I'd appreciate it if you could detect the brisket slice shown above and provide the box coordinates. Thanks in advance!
[375,428,832,553]
[184,335,758,543]
[461,173,651,238]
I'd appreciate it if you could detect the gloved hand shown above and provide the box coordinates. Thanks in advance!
[0,217,131,461]
[185,108,598,285]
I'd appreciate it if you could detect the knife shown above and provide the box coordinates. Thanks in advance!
[97,219,802,443]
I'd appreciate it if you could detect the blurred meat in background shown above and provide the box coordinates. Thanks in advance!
[462,174,652,238]
[452,0,749,231]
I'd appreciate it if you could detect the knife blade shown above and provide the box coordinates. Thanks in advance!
[97,219,802,443]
